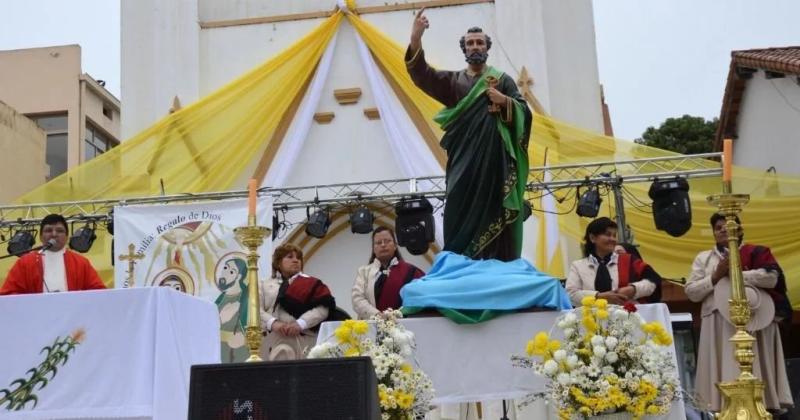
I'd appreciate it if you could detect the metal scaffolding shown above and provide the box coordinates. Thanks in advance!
[0,153,721,238]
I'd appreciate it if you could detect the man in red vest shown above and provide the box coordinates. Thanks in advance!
[1,214,106,295]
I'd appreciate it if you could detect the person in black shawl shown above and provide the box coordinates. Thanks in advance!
[260,243,336,360]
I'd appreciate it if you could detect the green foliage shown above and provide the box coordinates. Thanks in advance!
[635,115,719,154]
[0,333,82,411]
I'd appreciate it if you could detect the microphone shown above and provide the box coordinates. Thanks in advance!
[39,239,57,255]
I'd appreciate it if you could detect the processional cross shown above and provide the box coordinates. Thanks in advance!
[119,243,145,288]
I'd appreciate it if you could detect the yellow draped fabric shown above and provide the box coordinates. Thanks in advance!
[3,10,800,308]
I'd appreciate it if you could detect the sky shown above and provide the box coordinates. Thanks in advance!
[0,1,798,140]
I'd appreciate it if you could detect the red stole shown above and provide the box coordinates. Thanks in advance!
[375,261,424,312]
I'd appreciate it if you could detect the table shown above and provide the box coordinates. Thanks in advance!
[318,303,686,419]
[0,288,220,419]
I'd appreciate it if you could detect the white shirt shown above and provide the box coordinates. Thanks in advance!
[42,248,67,293]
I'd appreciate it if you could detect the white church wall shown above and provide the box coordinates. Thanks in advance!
[734,71,800,176]
[121,0,199,139]
[540,1,604,132]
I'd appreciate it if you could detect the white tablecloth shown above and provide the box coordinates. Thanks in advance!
[318,303,686,419]
[0,287,220,420]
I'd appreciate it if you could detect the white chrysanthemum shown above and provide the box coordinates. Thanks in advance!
[604,336,618,350]
[563,327,575,338]
[590,335,605,346]
[553,349,566,361]
[557,372,571,385]
[543,359,559,375]
[564,312,578,324]
[605,351,619,363]
[593,345,606,358]
[566,355,579,368]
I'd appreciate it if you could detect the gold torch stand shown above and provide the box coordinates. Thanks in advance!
[234,215,271,363]
[707,182,771,419]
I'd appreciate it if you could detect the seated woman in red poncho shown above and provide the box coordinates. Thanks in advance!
[351,227,425,319]
[260,243,336,361]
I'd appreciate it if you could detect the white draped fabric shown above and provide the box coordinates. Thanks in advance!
[262,32,339,188]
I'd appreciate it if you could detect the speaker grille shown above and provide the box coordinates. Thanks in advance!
[188,357,379,420]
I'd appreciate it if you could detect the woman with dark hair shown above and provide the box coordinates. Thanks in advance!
[260,243,336,360]
[351,226,425,319]
[565,217,658,306]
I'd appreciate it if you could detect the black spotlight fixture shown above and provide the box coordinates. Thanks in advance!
[576,185,601,218]
[649,177,692,237]
[395,196,435,255]
[522,200,533,221]
[349,205,374,234]
[305,207,331,239]
[7,229,36,256]
[69,223,97,253]
[106,210,114,235]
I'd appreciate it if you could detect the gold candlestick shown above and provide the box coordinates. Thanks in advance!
[707,181,771,420]
[234,214,271,363]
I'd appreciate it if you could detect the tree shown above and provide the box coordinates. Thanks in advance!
[635,115,719,154]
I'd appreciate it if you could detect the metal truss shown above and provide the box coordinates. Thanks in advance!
[0,153,721,229]
[526,152,722,189]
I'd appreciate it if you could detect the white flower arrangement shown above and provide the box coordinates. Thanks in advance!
[512,298,680,419]
[308,310,435,420]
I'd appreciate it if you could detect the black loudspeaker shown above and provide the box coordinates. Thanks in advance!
[786,358,800,419]
[395,197,435,255]
[188,357,380,420]
[649,177,691,237]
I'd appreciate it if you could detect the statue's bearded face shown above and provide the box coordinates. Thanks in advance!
[463,32,489,64]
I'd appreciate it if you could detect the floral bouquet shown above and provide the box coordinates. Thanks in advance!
[512,297,680,419]
[308,311,435,420]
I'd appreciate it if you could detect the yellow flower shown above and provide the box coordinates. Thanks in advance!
[547,340,561,352]
[525,339,536,356]
[395,391,415,409]
[596,309,609,319]
[594,298,608,309]
[334,325,353,342]
[581,295,596,307]
[352,320,369,335]
[344,346,361,357]
[400,363,413,373]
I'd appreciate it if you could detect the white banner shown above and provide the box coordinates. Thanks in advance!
[114,198,272,362]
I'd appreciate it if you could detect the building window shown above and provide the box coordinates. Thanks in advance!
[102,104,113,120]
[84,122,117,161]
[29,113,68,180]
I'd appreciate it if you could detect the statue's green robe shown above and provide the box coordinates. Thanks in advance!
[406,48,531,261]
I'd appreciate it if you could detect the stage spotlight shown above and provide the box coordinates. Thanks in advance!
[649,177,691,237]
[106,210,114,235]
[576,185,601,218]
[69,224,97,253]
[395,197,435,255]
[349,206,374,234]
[522,200,532,221]
[305,207,331,239]
[7,229,35,256]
